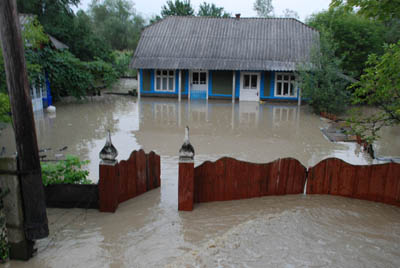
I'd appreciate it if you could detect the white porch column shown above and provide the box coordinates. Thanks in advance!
[232,71,235,103]
[137,69,141,99]
[178,70,182,102]
[188,71,191,100]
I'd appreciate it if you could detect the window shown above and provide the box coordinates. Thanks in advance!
[155,69,175,92]
[243,74,258,89]
[275,73,297,97]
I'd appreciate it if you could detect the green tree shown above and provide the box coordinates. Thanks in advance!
[307,7,386,77]
[253,0,274,18]
[161,0,195,17]
[68,10,111,61]
[197,2,230,17]
[89,0,145,51]
[0,16,49,123]
[330,0,400,21]
[297,32,350,115]
[347,41,400,144]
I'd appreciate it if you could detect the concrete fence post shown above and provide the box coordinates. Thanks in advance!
[98,131,119,213]
[178,126,195,211]
[0,157,34,260]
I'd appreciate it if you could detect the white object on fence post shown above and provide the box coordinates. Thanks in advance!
[99,130,118,165]
[178,126,195,211]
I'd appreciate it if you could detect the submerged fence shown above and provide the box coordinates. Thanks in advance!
[178,129,400,211]
[194,157,306,203]
[99,149,161,213]
[307,158,400,206]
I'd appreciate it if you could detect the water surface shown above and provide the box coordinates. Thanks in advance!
[1,95,400,267]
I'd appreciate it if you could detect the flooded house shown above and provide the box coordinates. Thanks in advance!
[130,15,319,102]
[19,14,69,111]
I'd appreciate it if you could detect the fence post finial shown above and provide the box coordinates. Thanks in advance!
[179,126,195,162]
[99,130,118,164]
[178,126,195,211]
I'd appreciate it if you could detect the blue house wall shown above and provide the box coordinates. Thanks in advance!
[138,69,300,101]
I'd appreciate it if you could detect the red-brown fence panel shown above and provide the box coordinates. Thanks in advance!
[307,158,400,207]
[118,152,137,203]
[193,157,307,203]
[99,149,161,213]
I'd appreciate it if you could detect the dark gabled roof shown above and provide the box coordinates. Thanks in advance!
[130,16,319,71]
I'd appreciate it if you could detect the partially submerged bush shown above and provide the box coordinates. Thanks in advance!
[41,155,92,186]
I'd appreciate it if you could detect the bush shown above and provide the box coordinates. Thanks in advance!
[41,48,94,99]
[298,32,350,115]
[42,48,120,99]
[41,155,92,186]
[86,58,118,88]
[0,93,11,123]
[111,50,135,77]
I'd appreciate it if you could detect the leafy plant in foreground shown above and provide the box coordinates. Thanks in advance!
[41,155,92,186]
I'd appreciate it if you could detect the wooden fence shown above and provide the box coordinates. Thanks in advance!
[194,157,307,203]
[307,158,400,207]
[99,150,161,212]
[179,156,400,211]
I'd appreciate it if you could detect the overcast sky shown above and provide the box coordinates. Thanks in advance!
[75,0,332,22]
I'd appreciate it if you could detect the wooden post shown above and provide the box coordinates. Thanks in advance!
[178,126,195,211]
[0,0,48,240]
[98,131,119,213]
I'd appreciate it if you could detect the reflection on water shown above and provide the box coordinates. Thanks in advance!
[2,96,400,267]
[1,96,398,181]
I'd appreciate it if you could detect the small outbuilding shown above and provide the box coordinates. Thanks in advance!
[130,16,319,102]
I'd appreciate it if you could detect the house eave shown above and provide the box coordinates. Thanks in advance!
[130,57,305,72]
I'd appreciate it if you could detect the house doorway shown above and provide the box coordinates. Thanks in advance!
[240,72,260,101]
[190,70,208,99]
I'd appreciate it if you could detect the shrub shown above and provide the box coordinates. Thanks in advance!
[0,93,11,123]
[41,155,92,186]
[297,32,350,115]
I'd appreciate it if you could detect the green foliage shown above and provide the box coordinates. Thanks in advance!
[161,0,195,17]
[69,10,112,61]
[111,50,135,77]
[0,94,11,123]
[41,48,94,99]
[41,155,92,186]
[21,16,49,49]
[330,0,400,21]
[87,58,119,88]
[307,7,386,77]
[347,42,400,143]
[253,0,274,18]
[197,2,230,17]
[41,48,119,99]
[89,0,145,51]
[298,32,350,115]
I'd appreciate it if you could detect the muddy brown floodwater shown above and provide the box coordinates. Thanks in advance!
[1,95,400,267]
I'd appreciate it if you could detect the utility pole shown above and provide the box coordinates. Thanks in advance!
[0,0,49,239]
